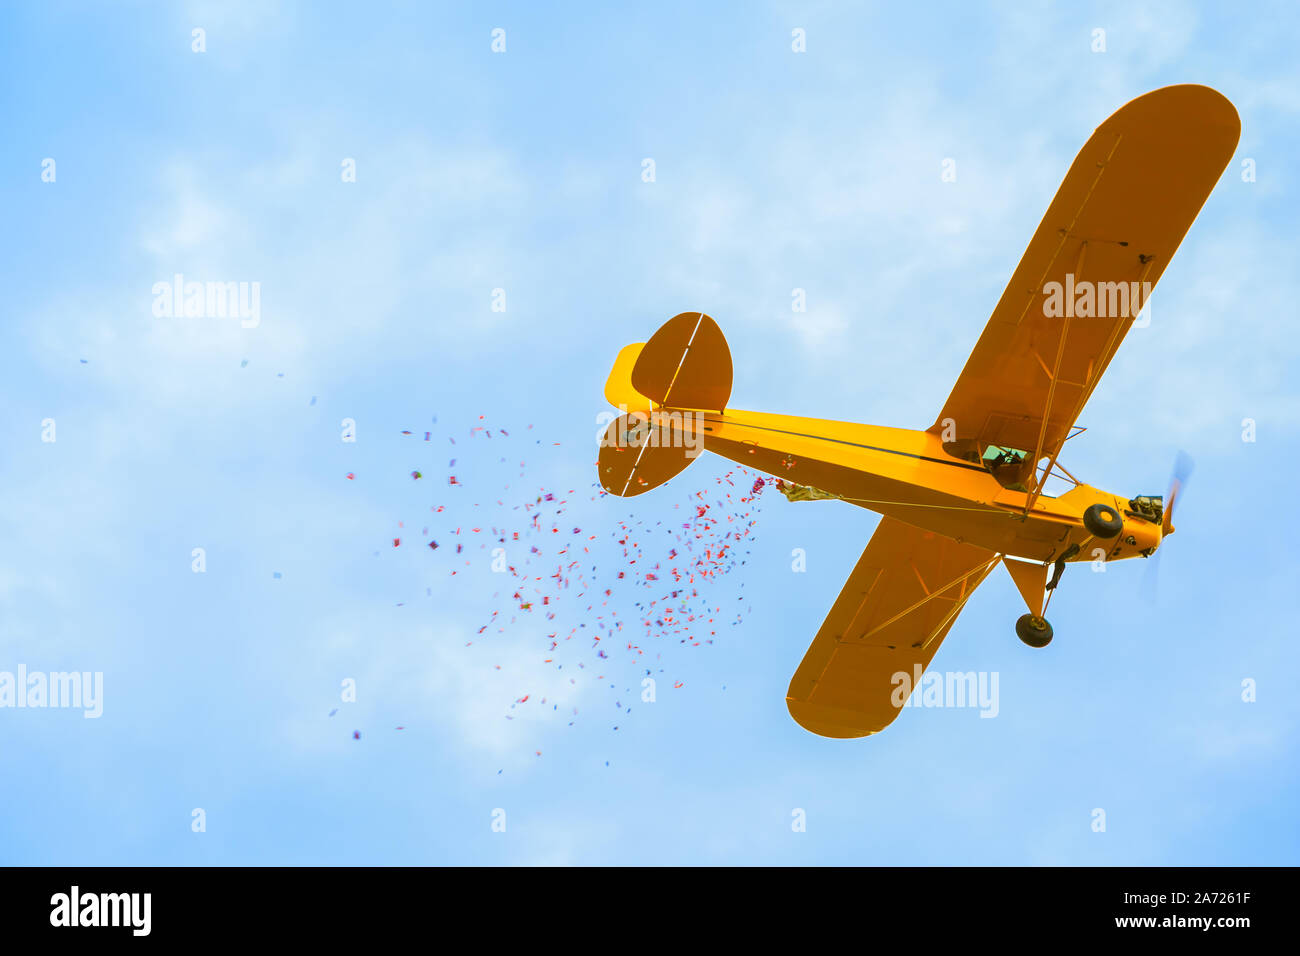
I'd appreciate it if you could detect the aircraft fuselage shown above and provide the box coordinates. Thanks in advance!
[690,407,1162,564]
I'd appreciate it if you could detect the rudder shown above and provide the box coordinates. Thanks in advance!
[630,312,732,413]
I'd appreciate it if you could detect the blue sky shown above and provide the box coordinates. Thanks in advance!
[2,0,1298,865]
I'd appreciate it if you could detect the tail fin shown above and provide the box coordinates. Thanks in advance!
[631,312,732,413]
[598,312,731,497]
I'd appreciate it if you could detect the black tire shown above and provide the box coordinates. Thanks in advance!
[1083,503,1123,538]
[1016,614,1053,648]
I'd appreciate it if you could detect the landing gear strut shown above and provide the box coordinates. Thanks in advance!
[1020,542,1082,646]
[1004,552,1069,648]
[1016,614,1053,647]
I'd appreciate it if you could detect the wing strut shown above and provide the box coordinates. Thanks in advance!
[1022,254,1157,513]
[1024,241,1089,496]
[862,553,1003,645]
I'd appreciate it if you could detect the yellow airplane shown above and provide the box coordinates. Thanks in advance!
[596,84,1240,739]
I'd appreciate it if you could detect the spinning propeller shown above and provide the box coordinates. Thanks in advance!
[1145,452,1194,598]
[1161,451,1193,537]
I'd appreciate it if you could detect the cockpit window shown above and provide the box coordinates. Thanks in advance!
[981,445,1027,465]
[981,445,1033,491]
[943,439,1059,495]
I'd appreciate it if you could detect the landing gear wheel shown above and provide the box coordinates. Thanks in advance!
[1083,503,1123,538]
[1016,614,1053,648]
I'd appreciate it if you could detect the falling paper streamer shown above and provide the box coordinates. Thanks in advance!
[369,414,767,755]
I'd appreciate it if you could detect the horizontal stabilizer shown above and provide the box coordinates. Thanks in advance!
[597,412,701,497]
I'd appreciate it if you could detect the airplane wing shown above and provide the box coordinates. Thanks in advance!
[786,517,1000,738]
[931,84,1240,465]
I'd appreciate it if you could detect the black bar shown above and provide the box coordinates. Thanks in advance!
[0,866,1286,941]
